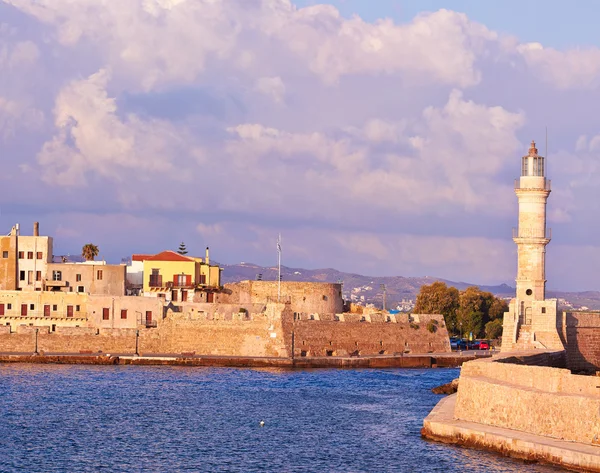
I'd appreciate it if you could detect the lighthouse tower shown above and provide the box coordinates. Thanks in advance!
[502,140,563,351]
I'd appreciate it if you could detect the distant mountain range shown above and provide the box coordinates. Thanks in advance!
[219,262,600,310]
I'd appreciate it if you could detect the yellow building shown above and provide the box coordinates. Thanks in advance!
[140,249,221,302]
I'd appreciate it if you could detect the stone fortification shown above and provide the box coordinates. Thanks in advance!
[291,313,450,357]
[559,311,600,372]
[218,281,343,315]
[423,351,600,471]
[454,354,600,446]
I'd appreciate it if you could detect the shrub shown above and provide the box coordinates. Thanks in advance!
[410,322,420,330]
[239,307,247,314]
[427,320,437,333]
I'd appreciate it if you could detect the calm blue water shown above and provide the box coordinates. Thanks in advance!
[0,365,561,473]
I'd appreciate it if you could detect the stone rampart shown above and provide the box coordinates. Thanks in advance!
[292,314,450,357]
[559,311,600,372]
[219,281,343,315]
[453,353,600,446]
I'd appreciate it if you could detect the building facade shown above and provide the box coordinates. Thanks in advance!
[0,222,53,292]
[46,262,126,296]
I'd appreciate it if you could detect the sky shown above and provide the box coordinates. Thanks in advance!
[1,0,600,291]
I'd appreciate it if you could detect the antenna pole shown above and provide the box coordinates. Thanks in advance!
[277,234,281,302]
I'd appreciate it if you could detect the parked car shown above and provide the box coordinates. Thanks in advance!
[456,339,467,350]
[450,337,460,349]
[470,340,480,350]
[478,340,490,350]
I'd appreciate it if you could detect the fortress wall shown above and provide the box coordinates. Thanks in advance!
[138,305,288,357]
[292,314,450,357]
[561,311,600,372]
[454,355,600,446]
[220,281,343,314]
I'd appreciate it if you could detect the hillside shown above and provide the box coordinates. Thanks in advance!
[220,262,600,310]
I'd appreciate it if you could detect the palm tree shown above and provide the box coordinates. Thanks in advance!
[82,243,99,261]
[177,242,188,255]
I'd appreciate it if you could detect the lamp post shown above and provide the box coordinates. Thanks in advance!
[135,329,139,357]
[34,328,39,355]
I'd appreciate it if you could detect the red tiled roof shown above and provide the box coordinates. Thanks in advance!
[144,250,195,262]
[132,254,153,262]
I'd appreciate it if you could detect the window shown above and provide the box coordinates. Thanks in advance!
[121,309,127,319]
[29,304,34,311]
[76,305,80,312]
[67,306,73,318]
[36,252,43,260]
[322,295,328,301]
[18,251,24,259]
[36,271,41,282]
[19,271,25,281]
[526,289,533,296]
[97,270,103,280]
[21,304,27,316]
[44,305,50,317]
[52,271,62,281]
[102,308,110,320]
[28,271,33,284]
[52,305,57,311]
[2,251,8,258]
[27,251,33,260]
[541,307,546,314]
[199,274,206,285]
[77,286,84,293]
[149,269,162,288]
[176,274,186,286]
[76,274,82,282]
[521,157,528,176]
[7,304,11,310]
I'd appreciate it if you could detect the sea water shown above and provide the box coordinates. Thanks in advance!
[0,365,562,472]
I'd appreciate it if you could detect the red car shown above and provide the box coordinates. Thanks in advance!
[478,340,490,350]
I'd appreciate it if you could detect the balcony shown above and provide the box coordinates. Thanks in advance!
[514,179,551,191]
[512,227,552,239]
[45,279,67,287]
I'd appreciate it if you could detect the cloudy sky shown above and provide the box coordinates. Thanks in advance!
[1,0,599,291]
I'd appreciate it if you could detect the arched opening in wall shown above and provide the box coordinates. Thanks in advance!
[300,350,308,357]
[326,350,334,357]
[379,350,386,355]
[322,295,328,301]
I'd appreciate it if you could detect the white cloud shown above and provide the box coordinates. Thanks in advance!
[37,69,180,186]
[517,42,600,89]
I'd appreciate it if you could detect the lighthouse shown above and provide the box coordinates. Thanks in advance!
[502,140,563,351]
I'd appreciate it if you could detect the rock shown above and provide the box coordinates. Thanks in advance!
[432,378,459,395]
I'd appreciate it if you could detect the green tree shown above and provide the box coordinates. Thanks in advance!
[488,297,509,320]
[81,243,99,261]
[414,282,459,335]
[485,318,503,340]
[177,242,188,255]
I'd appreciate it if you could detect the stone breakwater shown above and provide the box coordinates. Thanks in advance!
[422,350,600,472]
[0,353,485,368]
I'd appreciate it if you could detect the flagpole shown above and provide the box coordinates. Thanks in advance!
[277,234,281,302]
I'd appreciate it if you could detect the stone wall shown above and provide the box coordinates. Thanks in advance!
[559,311,600,372]
[219,281,343,315]
[291,313,450,357]
[454,353,600,446]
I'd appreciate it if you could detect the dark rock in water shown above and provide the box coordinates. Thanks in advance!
[432,378,459,395]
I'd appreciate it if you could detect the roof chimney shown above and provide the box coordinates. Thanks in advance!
[205,247,210,265]
[33,222,39,237]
